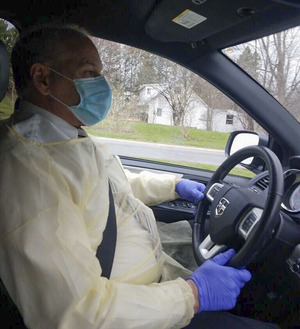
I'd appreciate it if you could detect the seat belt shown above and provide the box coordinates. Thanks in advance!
[96,182,117,279]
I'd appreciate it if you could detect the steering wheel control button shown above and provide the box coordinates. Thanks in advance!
[242,214,256,231]
[207,183,224,202]
[239,208,263,239]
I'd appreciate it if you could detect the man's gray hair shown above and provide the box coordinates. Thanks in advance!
[11,24,90,97]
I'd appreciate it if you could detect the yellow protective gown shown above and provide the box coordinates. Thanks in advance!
[0,111,194,328]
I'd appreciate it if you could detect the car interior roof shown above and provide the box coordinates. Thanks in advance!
[1,0,300,65]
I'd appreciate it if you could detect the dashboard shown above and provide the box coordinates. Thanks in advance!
[282,169,300,215]
[250,168,300,222]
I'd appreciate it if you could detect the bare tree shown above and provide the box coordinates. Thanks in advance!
[236,28,300,113]
[194,78,234,130]
[153,60,199,126]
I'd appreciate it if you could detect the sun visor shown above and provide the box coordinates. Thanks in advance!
[145,0,276,43]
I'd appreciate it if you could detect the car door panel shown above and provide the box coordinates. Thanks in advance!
[120,156,251,223]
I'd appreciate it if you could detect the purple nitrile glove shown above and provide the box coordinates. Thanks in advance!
[187,249,252,313]
[175,179,205,205]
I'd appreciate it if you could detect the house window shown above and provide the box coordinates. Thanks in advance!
[157,108,162,116]
[226,114,234,124]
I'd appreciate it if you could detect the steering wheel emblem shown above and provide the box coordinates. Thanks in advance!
[216,198,229,217]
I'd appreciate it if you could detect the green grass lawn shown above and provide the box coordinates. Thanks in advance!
[142,158,255,178]
[87,118,230,150]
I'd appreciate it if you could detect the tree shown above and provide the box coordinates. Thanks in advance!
[236,27,300,115]
[94,37,204,126]
[153,60,199,126]
[237,45,260,80]
[261,30,300,109]
[93,38,150,119]
[232,46,259,130]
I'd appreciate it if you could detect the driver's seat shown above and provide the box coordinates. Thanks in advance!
[0,39,28,329]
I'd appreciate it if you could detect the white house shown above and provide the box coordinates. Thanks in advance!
[137,84,247,132]
[211,109,246,133]
[138,84,208,129]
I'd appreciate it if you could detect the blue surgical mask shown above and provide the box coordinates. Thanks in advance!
[49,68,112,126]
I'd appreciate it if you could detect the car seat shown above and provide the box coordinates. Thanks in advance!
[0,39,28,328]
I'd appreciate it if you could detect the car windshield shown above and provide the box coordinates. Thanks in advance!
[223,26,300,122]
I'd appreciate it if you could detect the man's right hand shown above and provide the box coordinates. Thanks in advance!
[186,249,252,313]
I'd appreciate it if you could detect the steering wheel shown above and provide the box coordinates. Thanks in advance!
[193,145,284,268]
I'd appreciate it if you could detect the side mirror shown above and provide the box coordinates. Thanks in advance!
[225,130,269,173]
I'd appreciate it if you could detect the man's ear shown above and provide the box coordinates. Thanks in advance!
[29,63,51,96]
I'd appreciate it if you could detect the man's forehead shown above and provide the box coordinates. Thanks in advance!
[61,42,102,68]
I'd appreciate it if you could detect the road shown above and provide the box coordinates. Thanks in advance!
[91,136,227,166]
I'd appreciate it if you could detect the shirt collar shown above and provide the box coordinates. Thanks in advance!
[18,100,81,140]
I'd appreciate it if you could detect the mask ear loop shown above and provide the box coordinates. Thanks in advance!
[47,66,74,82]
[47,66,78,110]
[48,93,72,110]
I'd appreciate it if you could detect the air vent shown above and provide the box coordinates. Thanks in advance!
[255,176,269,190]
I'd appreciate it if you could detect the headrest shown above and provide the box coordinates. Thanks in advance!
[0,40,9,102]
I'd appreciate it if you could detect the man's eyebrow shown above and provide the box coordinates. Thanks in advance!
[80,59,102,67]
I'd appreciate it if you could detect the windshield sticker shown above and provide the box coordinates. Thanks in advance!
[172,9,207,29]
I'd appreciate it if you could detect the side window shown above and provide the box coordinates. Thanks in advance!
[0,19,18,119]
[0,20,262,180]
[89,37,263,177]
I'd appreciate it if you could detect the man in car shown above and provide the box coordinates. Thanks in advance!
[0,24,278,329]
